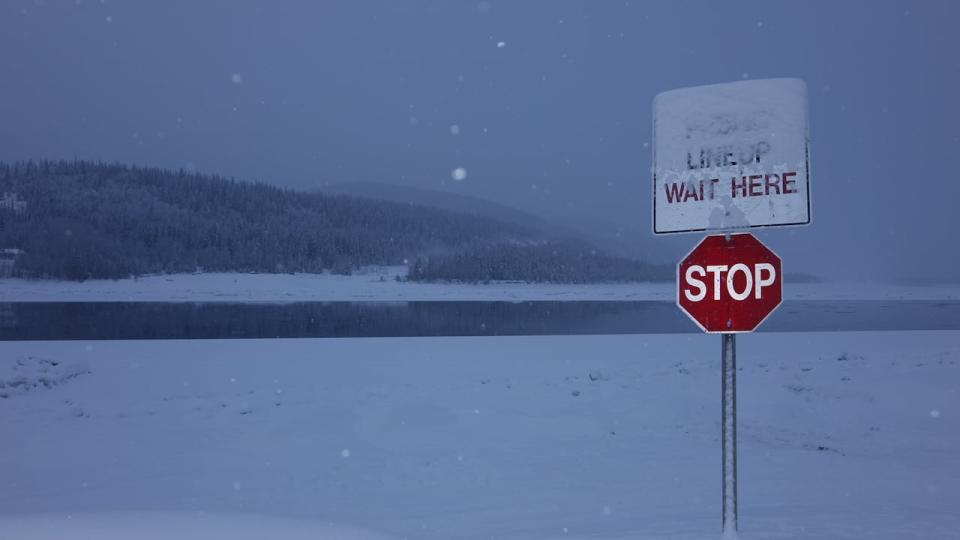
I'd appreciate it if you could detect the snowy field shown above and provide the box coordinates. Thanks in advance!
[2,267,959,303]
[1,331,958,539]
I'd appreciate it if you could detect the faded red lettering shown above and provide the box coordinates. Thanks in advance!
[683,183,700,202]
[748,175,763,196]
[665,182,686,203]
[783,172,797,194]
[764,173,781,195]
[731,176,747,198]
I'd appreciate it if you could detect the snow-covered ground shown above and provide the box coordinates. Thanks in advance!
[0,513,392,540]
[2,331,958,539]
[2,267,958,302]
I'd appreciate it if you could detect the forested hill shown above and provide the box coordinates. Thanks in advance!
[0,160,538,280]
[0,160,670,282]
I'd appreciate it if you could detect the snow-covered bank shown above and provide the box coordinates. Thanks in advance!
[2,332,958,539]
[2,267,958,303]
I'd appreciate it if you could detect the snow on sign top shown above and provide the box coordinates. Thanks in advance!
[653,78,811,234]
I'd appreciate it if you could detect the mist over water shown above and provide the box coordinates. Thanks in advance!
[1,1,957,282]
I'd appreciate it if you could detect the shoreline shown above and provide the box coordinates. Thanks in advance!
[2,267,959,303]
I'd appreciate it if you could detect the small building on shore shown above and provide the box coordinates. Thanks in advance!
[0,192,27,214]
[0,248,23,278]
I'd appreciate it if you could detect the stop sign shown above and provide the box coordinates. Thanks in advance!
[677,233,782,333]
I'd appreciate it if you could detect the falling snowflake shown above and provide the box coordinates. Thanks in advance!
[449,124,461,135]
[231,73,243,84]
[451,167,467,181]
[930,410,941,418]
[340,449,351,458]
[496,41,506,48]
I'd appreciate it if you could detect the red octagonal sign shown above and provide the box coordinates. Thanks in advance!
[677,233,782,333]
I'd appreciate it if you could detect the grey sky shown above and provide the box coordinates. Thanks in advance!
[1,0,958,281]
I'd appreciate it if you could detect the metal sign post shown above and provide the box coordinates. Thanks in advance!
[721,333,737,537]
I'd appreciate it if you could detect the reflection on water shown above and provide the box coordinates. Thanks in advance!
[0,303,16,328]
[1,300,958,341]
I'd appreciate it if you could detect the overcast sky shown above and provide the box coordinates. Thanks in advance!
[1,0,958,282]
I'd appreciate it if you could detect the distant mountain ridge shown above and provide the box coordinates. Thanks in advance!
[322,182,672,283]
[324,181,674,265]
[320,181,552,232]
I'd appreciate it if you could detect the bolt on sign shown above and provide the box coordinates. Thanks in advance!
[677,233,782,333]
[653,78,811,234]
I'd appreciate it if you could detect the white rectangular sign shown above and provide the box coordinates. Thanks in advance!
[653,78,810,234]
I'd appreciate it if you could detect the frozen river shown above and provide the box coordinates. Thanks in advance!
[2,299,959,340]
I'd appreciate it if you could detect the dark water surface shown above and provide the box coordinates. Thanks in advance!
[0,300,958,341]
